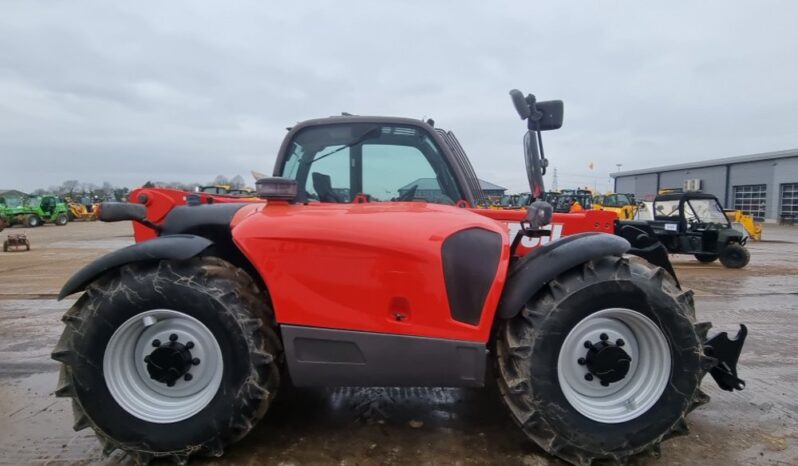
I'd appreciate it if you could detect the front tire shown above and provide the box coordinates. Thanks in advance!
[54,213,69,225]
[26,214,41,227]
[719,243,750,268]
[495,256,710,465]
[52,257,281,464]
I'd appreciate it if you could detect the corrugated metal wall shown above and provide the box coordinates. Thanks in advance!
[613,155,798,220]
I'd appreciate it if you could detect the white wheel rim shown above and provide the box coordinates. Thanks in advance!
[556,308,671,423]
[103,309,224,423]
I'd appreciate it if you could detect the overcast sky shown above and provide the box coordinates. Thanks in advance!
[2,1,797,193]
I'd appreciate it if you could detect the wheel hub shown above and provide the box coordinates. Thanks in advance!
[145,334,200,387]
[557,308,671,423]
[584,337,632,385]
[104,310,223,423]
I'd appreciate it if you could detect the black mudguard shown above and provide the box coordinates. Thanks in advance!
[496,232,630,319]
[58,234,213,300]
[616,221,679,287]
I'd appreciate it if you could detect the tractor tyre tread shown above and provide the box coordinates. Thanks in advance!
[494,256,710,465]
[52,256,281,464]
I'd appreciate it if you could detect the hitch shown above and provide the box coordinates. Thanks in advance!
[704,324,747,391]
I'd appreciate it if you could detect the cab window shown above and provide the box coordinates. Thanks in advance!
[280,123,463,204]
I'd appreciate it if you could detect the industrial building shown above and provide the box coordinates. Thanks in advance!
[611,149,798,222]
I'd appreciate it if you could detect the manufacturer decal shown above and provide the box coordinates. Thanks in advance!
[507,223,564,248]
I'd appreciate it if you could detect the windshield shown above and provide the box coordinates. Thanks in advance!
[603,194,632,207]
[280,123,463,204]
[654,200,680,217]
[686,199,728,224]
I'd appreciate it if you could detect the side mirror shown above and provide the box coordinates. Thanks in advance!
[534,100,564,131]
[509,89,564,131]
[97,202,147,222]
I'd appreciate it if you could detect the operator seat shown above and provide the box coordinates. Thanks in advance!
[312,172,345,203]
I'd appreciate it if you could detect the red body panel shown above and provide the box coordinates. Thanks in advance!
[129,187,263,242]
[231,202,510,343]
[127,188,618,343]
[472,208,617,255]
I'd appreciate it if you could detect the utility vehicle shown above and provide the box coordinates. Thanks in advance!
[53,90,746,465]
[649,191,750,268]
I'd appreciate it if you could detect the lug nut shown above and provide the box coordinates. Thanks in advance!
[152,339,161,347]
[167,381,175,387]
[184,373,193,381]
[601,381,610,387]
[616,338,625,347]
[192,357,201,366]
[584,341,592,349]
[600,333,609,341]
[186,341,194,349]
[169,333,178,342]
[584,373,594,381]
[144,355,150,363]
[577,357,586,365]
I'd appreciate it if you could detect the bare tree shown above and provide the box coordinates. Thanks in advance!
[230,175,246,189]
[61,180,80,195]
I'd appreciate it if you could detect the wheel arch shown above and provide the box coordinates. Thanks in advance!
[495,233,631,320]
[58,235,214,300]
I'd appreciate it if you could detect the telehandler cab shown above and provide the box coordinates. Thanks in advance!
[53,90,747,465]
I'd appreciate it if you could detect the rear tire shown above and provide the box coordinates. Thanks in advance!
[495,256,710,465]
[694,253,718,263]
[52,257,281,464]
[26,214,41,227]
[719,243,749,268]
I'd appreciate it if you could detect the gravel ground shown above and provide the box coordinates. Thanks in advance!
[0,220,796,465]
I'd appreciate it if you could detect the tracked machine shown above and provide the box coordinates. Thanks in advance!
[53,90,747,465]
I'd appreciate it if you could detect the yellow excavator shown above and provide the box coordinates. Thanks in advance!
[724,209,763,241]
[67,202,99,221]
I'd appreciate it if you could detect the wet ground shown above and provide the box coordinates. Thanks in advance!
[0,221,796,465]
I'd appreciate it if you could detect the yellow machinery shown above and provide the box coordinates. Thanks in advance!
[591,193,637,220]
[68,202,98,221]
[724,210,762,241]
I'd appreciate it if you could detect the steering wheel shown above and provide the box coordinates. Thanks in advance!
[396,184,418,202]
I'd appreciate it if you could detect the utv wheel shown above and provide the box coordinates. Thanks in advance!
[54,213,69,225]
[495,256,709,465]
[26,214,41,227]
[694,253,718,263]
[719,243,749,268]
[52,257,281,463]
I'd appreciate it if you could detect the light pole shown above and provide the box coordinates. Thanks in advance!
[616,163,622,173]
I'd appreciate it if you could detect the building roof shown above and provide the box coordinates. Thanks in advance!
[399,178,507,191]
[0,189,27,198]
[610,148,798,178]
[478,179,507,191]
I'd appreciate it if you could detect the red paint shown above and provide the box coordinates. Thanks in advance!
[232,202,509,342]
[127,188,619,343]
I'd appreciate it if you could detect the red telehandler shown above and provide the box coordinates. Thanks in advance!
[53,90,746,465]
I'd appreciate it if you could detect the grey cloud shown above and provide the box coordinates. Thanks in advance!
[1,0,796,194]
